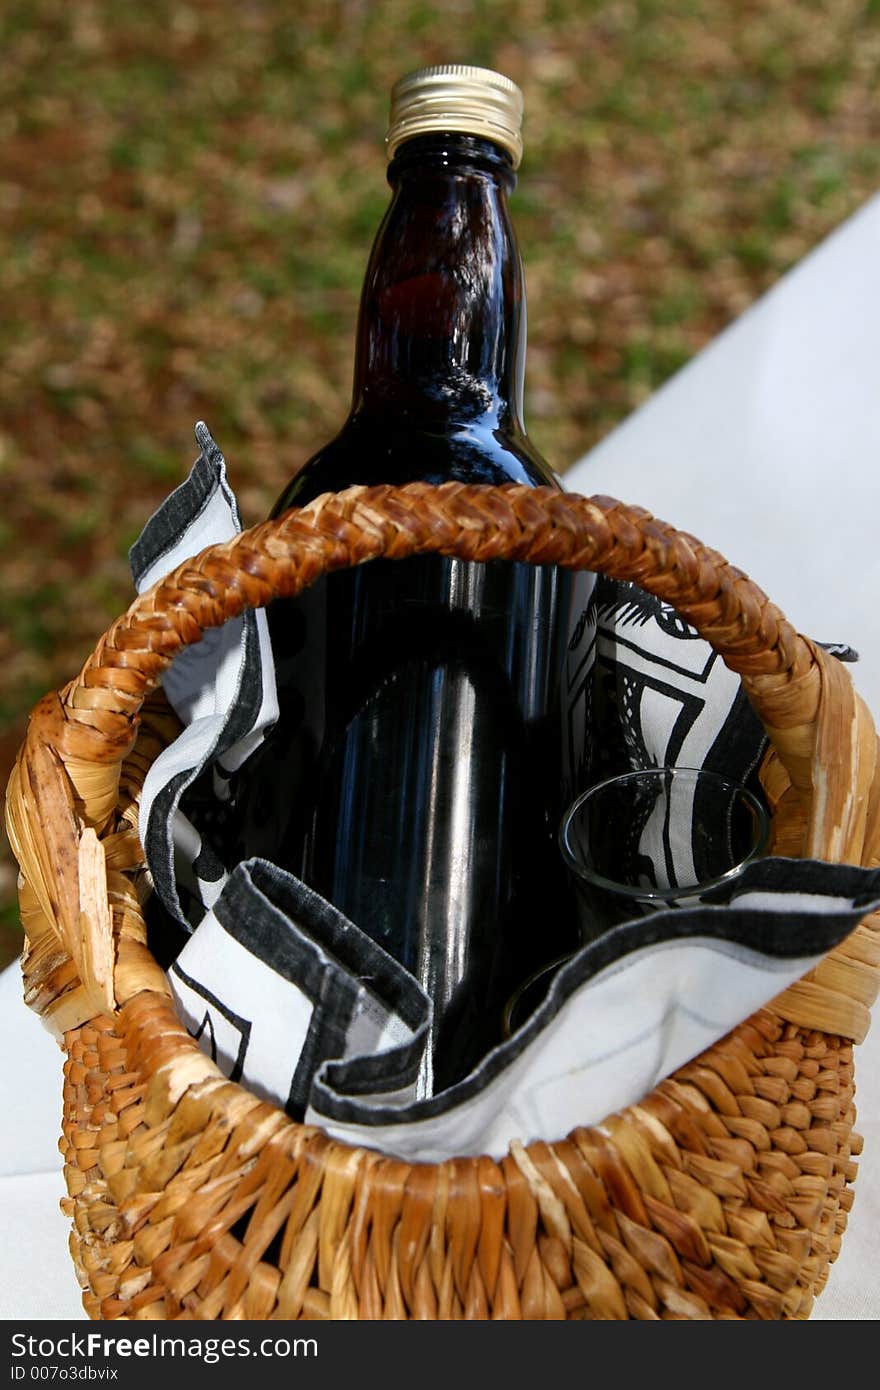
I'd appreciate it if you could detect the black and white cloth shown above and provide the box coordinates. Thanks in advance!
[130,423,879,1163]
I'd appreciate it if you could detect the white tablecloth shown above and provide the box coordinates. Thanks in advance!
[564,190,880,1322]
[2,192,878,1322]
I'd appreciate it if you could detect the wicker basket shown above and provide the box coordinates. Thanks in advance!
[5,481,880,1321]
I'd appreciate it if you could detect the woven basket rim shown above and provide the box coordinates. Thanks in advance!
[6,481,880,1320]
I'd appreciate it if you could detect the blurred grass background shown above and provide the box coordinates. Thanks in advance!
[1,0,879,971]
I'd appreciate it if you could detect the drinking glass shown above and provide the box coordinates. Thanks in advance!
[559,765,771,941]
[501,765,770,1039]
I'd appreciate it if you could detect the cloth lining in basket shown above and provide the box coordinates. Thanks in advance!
[124,426,879,1163]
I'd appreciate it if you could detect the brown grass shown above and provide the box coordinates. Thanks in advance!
[2,0,879,967]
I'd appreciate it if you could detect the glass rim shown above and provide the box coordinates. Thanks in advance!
[558,765,771,903]
[501,953,574,1039]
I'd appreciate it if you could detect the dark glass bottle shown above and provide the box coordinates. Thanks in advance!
[233,67,592,1094]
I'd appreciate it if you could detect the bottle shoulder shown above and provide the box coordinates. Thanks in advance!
[272,417,561,515]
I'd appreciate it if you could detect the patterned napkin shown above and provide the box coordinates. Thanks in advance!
[130,424,877,1162]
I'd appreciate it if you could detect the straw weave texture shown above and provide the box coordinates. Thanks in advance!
[5,482,880,1319]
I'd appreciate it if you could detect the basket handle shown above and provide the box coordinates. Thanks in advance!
[6,482,879,1036]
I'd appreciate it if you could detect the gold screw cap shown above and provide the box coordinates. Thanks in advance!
[386,64,524,168]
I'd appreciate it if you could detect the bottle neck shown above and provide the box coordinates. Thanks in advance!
[349,134,527,434]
